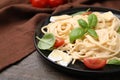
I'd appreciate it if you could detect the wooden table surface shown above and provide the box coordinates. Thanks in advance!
[0,51,120,80]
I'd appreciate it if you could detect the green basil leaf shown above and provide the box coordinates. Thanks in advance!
[71,11,85,16]
[88,14,98,28]
[88,29,98,39]
[36,33,55,50]
[107,59,120,65]
[71,8,90,16]
[69,28,85,43]
[86,8,90,12]
[117,27,120,34]
[78,19,88,29]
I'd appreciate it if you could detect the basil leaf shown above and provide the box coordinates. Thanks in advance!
[69,28,85,43]
[88,14,98,28]
[86,8,90,12]
[88,29,98,39]
[71,11,85,16]
[71,8,90,16]
[36,33,55,50]
[78,19,88,29]
[117,27,120,34]
[107,59,120,65]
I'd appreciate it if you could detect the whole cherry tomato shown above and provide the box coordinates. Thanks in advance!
[83,58,106,69]
[54,37,65,48]
[30,0,32,3]
[31,0,48,8]
[48,0,64,8]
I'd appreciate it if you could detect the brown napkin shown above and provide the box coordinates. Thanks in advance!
[0,0,120,71]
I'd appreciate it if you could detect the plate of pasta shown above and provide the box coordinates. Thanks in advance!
[34,6,120,76]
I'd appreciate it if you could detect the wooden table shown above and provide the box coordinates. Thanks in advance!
[0,51,120,80]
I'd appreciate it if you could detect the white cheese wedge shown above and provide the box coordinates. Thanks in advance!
[48,50,62,62]
[50,15,72,22]
[48,49,72,66]
[57,50,73,66]
[102,11,115,21]
[57,61,69,67]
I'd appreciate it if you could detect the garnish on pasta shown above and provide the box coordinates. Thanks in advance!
[37,10,120,69]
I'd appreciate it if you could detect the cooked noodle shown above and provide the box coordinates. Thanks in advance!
[41,11,120,63]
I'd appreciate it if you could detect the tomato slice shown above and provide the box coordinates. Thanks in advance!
[54,37,65,48]
[83,58,106,69]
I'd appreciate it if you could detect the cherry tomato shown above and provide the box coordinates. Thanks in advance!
[48,0,64,8]
[54,37,65,48]
[31,0,48,8]
[83,58,106,69]
[30,0,32,3]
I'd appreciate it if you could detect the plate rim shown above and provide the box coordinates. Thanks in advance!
[34,6,120,76]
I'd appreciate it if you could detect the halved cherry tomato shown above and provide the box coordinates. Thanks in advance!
[31,0,48,8]
[48,0,64,8]
[54,37,65,48]
[83,58,106,69]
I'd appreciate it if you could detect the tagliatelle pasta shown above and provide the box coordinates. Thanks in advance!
[41,11,120,64]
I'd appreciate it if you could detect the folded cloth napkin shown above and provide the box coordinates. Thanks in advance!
[0,0,120,71]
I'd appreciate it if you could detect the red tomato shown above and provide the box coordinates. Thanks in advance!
[31,0,48,8]
[54,37,65,48]
[30,0,32,3]
[48,0,64,8]
[83,58,106,69]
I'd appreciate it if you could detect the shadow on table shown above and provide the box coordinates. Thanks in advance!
[37,54,120,80]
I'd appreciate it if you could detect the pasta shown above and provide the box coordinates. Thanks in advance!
[41,11,120,64]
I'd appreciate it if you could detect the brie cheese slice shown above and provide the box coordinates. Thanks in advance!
[48,49,72,66]
[50,15,72,22]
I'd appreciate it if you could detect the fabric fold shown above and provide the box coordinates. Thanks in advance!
[0,0,120,71]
